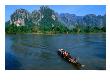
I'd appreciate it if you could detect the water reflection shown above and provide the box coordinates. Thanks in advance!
[5,33,106,70]
[5,53,21,70]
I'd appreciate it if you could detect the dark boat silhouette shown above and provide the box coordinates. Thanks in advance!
[57,49,85,69]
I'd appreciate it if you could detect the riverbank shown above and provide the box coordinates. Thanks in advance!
[5,31,106,35]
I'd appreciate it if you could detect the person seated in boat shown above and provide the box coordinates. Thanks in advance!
[69,57,77,63]
[59,49,63,51]
[63,51,69,58]
[58,49,70,58]
[58,49,64,55]
[59,49,64,52]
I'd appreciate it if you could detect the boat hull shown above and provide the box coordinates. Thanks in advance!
[57,50,82,69]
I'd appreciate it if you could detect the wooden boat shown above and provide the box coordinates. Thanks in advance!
[57,49,83,69]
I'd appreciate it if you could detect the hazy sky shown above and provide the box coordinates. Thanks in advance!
[5,5,106,21]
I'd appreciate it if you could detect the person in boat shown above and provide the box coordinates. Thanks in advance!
[59,49,70,57]
[64,51,68,58]
[59,49,64,52]
[69,57,77,63]
[59,49,77,62]
[59,49,65,55]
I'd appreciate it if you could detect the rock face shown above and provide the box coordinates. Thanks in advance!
[31,10,41,26]
[36,6,58,28]
[9,6,106,29]
[10,9,30,27]
[58,13,77,28]
[10,6,58,28]
[58,13,106,29]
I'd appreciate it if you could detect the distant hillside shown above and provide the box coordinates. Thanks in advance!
[5,6,106,34]
[58,13,106,29]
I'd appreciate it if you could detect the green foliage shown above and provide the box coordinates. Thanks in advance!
[39,6,58,31]
[5,23,106,34]
[101,27,106,32]
[5,24,32,34]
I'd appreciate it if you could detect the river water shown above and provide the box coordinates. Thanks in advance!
[5,33,106,70]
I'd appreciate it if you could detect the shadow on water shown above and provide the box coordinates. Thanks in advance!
[5,53,21,70]
[59,58,81,70]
